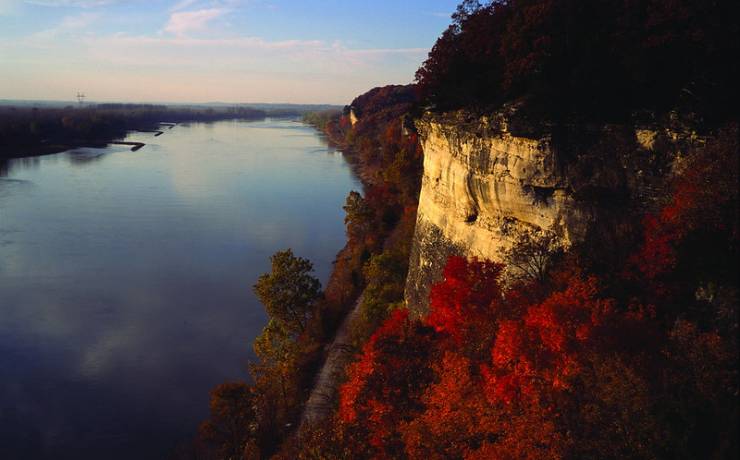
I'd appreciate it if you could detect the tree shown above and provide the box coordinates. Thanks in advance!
[198,382,256,460]
[253,249,321,335]
[355,250,409,340]
[415,0,740,120]
[339,309,438,457]
[500,229,563,284]
[252,319,300,407]
[342,191,373,241]
[247,253,325,457]
[427,256,504,348]
[401,351,565,460]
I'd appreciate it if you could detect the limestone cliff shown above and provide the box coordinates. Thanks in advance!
[405,110,701,313]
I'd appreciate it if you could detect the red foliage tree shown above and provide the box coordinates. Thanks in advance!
[626,125,739,307]
[482,274,614,406]
[426,256,504,348]
[338,309,438,457]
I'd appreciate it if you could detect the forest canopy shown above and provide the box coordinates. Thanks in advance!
[416,0,740,122]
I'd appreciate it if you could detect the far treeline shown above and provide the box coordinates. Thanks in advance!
[0,103,337,160]
[301,109,342,132]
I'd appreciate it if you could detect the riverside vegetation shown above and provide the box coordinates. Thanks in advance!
[191,84,424,459]
[196,0,737,458]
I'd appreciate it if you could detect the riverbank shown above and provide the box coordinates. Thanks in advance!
[3,138,150,159]
[279,95,422,438]
[0,104,269,162]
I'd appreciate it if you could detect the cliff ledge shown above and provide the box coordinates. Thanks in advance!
[405,110,700,313]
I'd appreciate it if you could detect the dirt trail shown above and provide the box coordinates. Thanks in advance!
[300,294,364,427]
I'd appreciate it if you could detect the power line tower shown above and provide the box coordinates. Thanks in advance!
[76,92,86,106]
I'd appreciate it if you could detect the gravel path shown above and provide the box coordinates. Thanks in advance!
[300,294,364,427]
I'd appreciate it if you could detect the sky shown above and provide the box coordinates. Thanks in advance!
[0,0,460,104]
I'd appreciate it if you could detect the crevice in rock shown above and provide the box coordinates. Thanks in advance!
[528,185,556,205]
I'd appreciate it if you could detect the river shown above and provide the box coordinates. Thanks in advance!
[0,118,359,459]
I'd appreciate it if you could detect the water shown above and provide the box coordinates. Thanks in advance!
[0,119,359,459]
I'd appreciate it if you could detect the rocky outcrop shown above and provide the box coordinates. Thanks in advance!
[349,108,359,127]
[405,110,701,313]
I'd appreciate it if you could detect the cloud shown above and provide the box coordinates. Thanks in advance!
[27,11,99,39]
[84,34,426,72]
[24,0,117,6]
[58,10,98,27]
[1,14,428,104]
[1,0,116,16]
[169,0,198,12]
[163,8,227,35]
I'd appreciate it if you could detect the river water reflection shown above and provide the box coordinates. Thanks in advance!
[0,118,359,459]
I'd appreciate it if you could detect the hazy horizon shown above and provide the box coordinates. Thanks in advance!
[0,0,460,105]
[0,97,344,107]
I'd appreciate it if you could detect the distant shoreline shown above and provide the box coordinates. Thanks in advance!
[3,136,149,159]
[2,116,316,161]
[0,104,290,162]
[3,140,112,159]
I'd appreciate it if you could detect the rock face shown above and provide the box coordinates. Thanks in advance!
[349,108,359,127]
[405,111,698,313]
